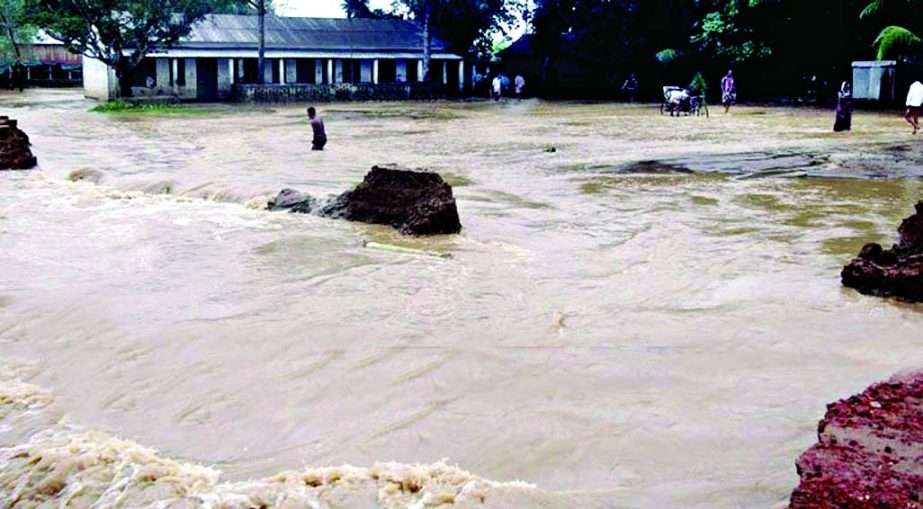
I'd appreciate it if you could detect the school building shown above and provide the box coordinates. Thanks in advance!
[83,14,465,101]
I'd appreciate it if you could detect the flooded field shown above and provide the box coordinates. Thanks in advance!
[2,89,922,508]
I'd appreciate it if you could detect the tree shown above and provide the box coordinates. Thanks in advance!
[393,0,519,80]
[690,1,772,66]
[860,0,923,59]
[216,0,272,83]
[343,0,374,18]
[421,0,432,80]
[394,0,436,80]
[434,0,521,58]
[26,0,227,97]
[0,0,34,60]
[249,0,268,84]
[530,0,700,96]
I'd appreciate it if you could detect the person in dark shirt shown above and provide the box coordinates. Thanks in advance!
[307,107,326,151]
[10,58,25,92]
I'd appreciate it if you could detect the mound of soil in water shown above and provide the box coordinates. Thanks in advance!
[841,201,923,302]
[270,165,462,236]
[0,117,37,170]
[619,160,693,174]
[789,371,923,508]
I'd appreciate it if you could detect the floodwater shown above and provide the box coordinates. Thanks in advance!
[1,89,922,508]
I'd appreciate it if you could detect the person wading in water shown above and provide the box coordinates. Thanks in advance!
[905,80,923,135]
[833,81,852,133]
[308,107,327,151]
[10,58,25,92]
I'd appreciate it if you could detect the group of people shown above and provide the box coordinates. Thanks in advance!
[716,71,923,135]
[4,58,27,92]
[304,71,923,152]
[834,78,923,135]
[659,70,737,114]
[490,73,526,101]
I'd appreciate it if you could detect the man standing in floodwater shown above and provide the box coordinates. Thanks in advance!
[514,74,526,100]
[905,80,923,135]
[308,107,326,151]
[622,73,638,103]
[721,70,736,113]
[10,58,25,92]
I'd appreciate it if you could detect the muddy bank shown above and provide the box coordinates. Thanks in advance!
[270,165,462,235]
[789,371,923,508]
[842,201,923,302]
[0,117,37,170]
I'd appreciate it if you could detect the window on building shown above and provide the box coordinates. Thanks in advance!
[296,59,316,84]
[341,59,355,83]
[378,59,397,83]
[241,59,258,84]
[130,58,157,87]
[176,59,186,86]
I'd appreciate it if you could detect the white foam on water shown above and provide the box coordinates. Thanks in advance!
[0,376,578,509]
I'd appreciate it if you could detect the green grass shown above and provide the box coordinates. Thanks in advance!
[690,195,719,206]
[439,172,474,187]
[90,99,222,116]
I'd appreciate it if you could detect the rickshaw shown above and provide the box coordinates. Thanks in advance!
[660,86,709,117]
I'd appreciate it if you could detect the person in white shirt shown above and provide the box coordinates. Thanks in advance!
[905,80,923,134]
[514,74,526,100]
[492,75,502,101]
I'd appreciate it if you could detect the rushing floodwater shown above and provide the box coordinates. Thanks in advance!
[2,89,923,508]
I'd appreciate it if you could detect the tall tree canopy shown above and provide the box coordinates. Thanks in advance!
[343,0,375,18]
[25,0,239,96]
[394,0,523,79]
[0,0,34,61]
[528,0,870,99]
[859,0,923,59]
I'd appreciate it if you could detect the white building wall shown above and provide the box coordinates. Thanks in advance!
[459,60,465,93]
[184,58,198,98]
[217,58,232,99]
[155,58,171,87]
[83,58,117,101]
[263,59,274,83]
[285,59,297,83]
[334,59,344,83]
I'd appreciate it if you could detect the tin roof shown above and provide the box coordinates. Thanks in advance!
[852,60,898,67]
[178,15,448,53]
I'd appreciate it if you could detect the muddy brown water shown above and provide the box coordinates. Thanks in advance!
[1,89,922,508]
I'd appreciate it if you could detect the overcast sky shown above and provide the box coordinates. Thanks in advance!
[278,0,394,17]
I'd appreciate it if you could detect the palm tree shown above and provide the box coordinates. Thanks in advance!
[343,0,374,18]
[861,0,922,59]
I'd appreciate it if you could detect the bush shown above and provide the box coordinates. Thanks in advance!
[90,99,194,115]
